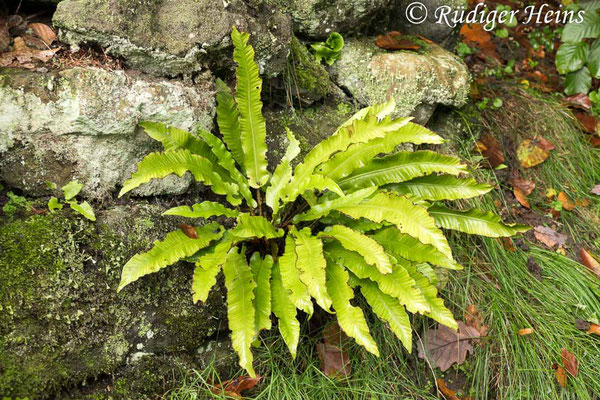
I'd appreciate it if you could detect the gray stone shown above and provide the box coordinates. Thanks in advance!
[329,37,470,123]
[274,0,393,38]
[52,0,292,77]
[390,0,467,46]
[0,67,215,199]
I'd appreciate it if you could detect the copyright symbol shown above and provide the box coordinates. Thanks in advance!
[406,2,428,24]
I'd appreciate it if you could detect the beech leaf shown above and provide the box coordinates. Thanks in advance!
[417,321,481,371]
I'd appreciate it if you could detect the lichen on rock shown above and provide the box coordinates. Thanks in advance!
[52,0,292,77]
[330,37,470,124]
[0,67,215,199]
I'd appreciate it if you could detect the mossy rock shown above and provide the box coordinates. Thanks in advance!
[0,203,227,399]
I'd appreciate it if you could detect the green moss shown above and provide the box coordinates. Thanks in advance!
[0,205,226,399]
[287,36,330,103]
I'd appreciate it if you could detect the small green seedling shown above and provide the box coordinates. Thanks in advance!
[312,32,344,65]
[47,180,96,221]
[2,192,29,215]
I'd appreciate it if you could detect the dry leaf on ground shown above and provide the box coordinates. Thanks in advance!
[557,192,576,211]
[210,375,262,398]
[0,36,59,68]
[474,134,505,168]
[0,15,23,52]
[553,364,567,388]
[579,248,600,278]
[518,328,535,335]
[179,224,198,239]
[574,112,599,134]
[510,176,535,208]
[517,139,551,168]
[591,185,600,195]
[317,322,351,378]
[28,23,56,46]
[527,257,542,281]
[460,23,499,60]
[417,321,481,371]
[561,348,578,378]
[563,94,592,110]
[533,226,567,249]
[375,31,421,51]
[464,304,489,336]
[436,378,461,400]
[587,324,600,336]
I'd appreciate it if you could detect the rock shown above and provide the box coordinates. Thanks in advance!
[329,37,469,124]
[276,0,393,38]
[0,67,215,199]
[267,35,330,106]
[52,0,292,77]
[390,0,467,46]
[0,203,228,399]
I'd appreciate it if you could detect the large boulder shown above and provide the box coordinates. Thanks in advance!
[329,37,469,123]
[0,67,215,199]
[0,203,229,399]
[52,0,292,77]
[274,0,393,38]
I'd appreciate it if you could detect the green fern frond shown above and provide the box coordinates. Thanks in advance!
[279,235,314,316]
[428,205,531,237]
[118,223,223,292]
[215,79,245,168]
[371,227,461,270]
[337,151,468,191]
[232,27,270,188]
[292,227,332,312]
[192,239,235,303]
[231,214,284,239]
[293,187,377,223]
[223,246,257,377]
[163,201,240,219]
[266,128,301,216]
[250,252,273,333]
[405,263,457,330]
[386,175,493,201]
[317,123,445,181]
[197,129,256,207]
[337,192,453,258]
[119,150,241,205]
[319,225,392,274]
[351,275,412,351]
[271,262,300,358]
[139,121,216,161]
[340,98,396,127]
[325,243,429,314]
[326,261,379,356]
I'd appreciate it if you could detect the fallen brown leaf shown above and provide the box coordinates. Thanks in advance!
[28,23,56,46]
[179,224,198,239]
[0,15,23,52]
[561,348,578,378]
[464,304,489,336]
[517,139,551,168]
[317,342,350,378]
[591,185,600,196]
[576,199,590,207]
[417,321,480,371]
[590,136,600,147]
[0,36,59,68]
[557,192,576,211]
[575,318,591,331]
[501,237,516,252]
[533,226,567,249]
[375,31,421,51]
[460,23,500,61]
[211,375,262,397]
[563,94,592,110]
[474,134,505,168]
[579,248,600,278]
[553,364,567,388]
[574,111,599,134]
[518,328,534,335]
[514,189,530,208]
[436,378,461,400]
[587,323,600,336]
[534,136,555,151]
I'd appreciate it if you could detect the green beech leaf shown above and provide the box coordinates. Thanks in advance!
[588,39,600,78]
[562,7,600,42]
[556,42,589,74]
[564,67,593,95]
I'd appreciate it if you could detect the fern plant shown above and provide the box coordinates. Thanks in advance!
[117,27,528,377]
